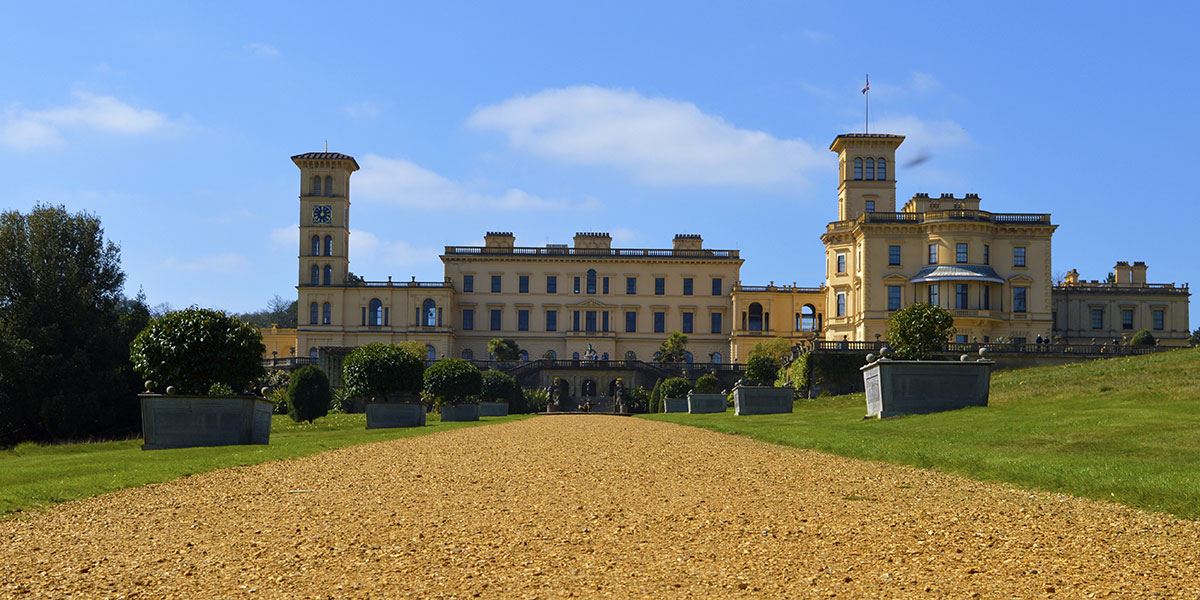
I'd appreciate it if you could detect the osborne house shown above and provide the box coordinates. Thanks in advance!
[271,132,1191,378]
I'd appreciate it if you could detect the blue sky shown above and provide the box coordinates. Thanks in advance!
[3,2,1196,328]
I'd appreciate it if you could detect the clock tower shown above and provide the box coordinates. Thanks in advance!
[292,151,359,329]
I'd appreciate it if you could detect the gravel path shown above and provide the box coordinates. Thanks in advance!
[2,416,1199,598]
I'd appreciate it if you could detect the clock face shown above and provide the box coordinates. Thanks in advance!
[312,205,332,224]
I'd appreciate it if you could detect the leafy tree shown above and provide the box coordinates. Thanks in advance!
[521,387,549,414]
[487,338,521,361]
[625,387,651,413]
[238,294,297,328]
[342,343,424,402]
[130,307,266,395]
[885,303,956,360]
[1129,329,1157,347]
[744,354,780,386]
[658,377,692,400]
[423,358,483,406]
[1190,327,1200,347]
[749,338,793,364]
[480,370,520,405]
[0,204,149,445]
[287,366,332,423]
[657,332,689,363]
[694,373,721,394]
[649,378,663,413]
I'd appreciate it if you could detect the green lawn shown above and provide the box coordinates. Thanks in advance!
[645,348,1200,519]
[0,412,528,518]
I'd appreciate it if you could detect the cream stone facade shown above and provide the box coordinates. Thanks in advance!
[1053,263,1191,347]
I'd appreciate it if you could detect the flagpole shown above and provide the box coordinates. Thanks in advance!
[864,74,869,134]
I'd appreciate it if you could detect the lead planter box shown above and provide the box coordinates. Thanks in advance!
[687,393,727,414]
[440,403,480,422]
[861,359,993,418]
[366,403,426,428]
[140,394,272,450]
[733,386,794,416]
[662,397,688,413]
[479,402,509,417]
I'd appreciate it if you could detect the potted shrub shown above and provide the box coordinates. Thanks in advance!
[287,366,332,423]
[344,343,426,428]
[659,377,692,413]
[424,358,483,421]
[479,369,518,416]
[130,307,269,449]
[688,372,727,414]
[862,303,993,418]
[733,354,793,415]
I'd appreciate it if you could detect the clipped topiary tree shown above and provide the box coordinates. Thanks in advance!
[744,354,780,386]
[343,343,424,402]
[287,366,331,423]
[625,386,651,413]
[694,372,721,394]
[658,376,692,400]
[423,358,483,406]
[885,303,956,360]
[657,332,689,363]
[1129,329,1157,347]
[480,370,520,404]
[130,307,265,395]
[649,379,663,413]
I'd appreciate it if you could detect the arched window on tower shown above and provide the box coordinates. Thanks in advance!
[322,302,331,325]
[586,269,597,294]
[801,304,817,331]
[865,158,875,180]
[309,302,318,325]
[324,235,333,256]
[311,175,321,196]
[423,298,437,327]
[368,298,383,326]
[324,176,333,197]
[309,265,319,286]
[853,157,863,180]
[322,264,332,286]
[877,158,887,180]
[748,302,764,332]
[311,235,320,256]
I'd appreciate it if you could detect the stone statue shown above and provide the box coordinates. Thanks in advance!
[584,343,598,362]
[546,378,561,412]
[613,378,626,413]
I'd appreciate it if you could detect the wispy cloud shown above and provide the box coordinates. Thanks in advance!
[245,42,279,58]
[1,91,175,150]
[269,225,296,249]
[162,252,250,272]
[349,230,440,269]
[467,85,827,190]
[343,101,380,119]
[354,154,598,211]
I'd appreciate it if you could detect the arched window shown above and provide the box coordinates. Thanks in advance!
[322,264,332,286]
[877,158,887,180]
[865,158,875,181]
[322,302,331,325]
[543,349,557,360]
[309,302,318,324]
[368,298,383,326]
[748,302,764,331]
[572,351,581,361]
[853,157,863,180]
[309,265,319,286]
[801,304,817,331]
[683,351,694,364]
[324,235,333,256]
[422,298,437,327]
[309,347,319,359]
[324,176,333,197]
[519,350,529,362]
[625,350,637,361]
[586,269,597,294]
[711,351,722,364]
[426,344,436,360]
[461,348,474,360]
[310,235,320,256]
[311,176,321,196]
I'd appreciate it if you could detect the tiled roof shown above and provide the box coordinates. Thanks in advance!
[909,265,1006,284]
[291,152,360,169]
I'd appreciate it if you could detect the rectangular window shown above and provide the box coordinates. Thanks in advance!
[1091,308,1104,329]
[955,334,969,344]
[546,310,557,332]
[1153,309,1165,331]
[654,311,666,333]
[1013,247,1027,267]
[626,276,637,295]
[682,312,694,334]
[928,244,938,265]
[463,275,474,293]
[865,200,876,212]
[490,275,501,293]
[518,275,529,294]
[585,311,597,332]
[546,275,557,294]
[836,253,846,273]
[602,277,610,294]
[1013,287,1028,313]
[1122,309,1134,330]
[836,292,846,317]
[888,245,901,266]
[683,278,693,296]
[489,309,501,331]
[572,310,581,332]
[983,244,990,265]
[956,243,968,264]
[462,309,474,330]
[517,309,529,331]
[655,277,665,295]
[602,311,610,332]
[982,286,991,310]
[625,311,637,333]
[887,285,901,311]
[956,283,969,309]
[928,284,940,306]
[711,278,722,296]
[573,276,581,294]
[710,312,722,334]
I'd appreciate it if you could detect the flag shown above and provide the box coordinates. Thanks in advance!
[862,75,870,94]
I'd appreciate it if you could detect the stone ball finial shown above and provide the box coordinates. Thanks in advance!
[880,345,892,357]
[144,380,155,393]
[165,385,177,396]
[978,347,989,358]
[866,353,876,363]
[260,386,270,398]
[960,354,970,362]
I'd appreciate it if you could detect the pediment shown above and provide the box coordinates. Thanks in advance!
[1007,273,1034,284]
[567,298,617,309]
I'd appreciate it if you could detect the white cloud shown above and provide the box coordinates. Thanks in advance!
[350,229,439,269]
[467,85,827,189]
[270,225,296,248]
[343,101,380,119]
[0,91,174,151]
[610,227,639,244]
[871,115,971,155]
[245,42,279,58]
[354,154,597,211]
[163,252,250,272]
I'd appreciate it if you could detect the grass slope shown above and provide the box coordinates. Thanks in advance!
[0,413,527,518]
[646,348,1200,519]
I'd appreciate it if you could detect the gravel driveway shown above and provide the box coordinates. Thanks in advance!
[2,415,1198,598]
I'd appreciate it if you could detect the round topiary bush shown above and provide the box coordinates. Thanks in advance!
[343,343,424,402]
[423,358,483,406]
[1129,329,1157,347]
[287,366,332,423]
[885,303,956,360]
[480,370,520,404]
[658,376,692,400]
[694,373,721,394]
[130,307,265,395]
[744,354,780,386]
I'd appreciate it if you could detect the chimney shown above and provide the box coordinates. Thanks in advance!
[1064,269,1079,285]
[672,233,703,251]
[1113,261,1131,286]
[483,231,515,250]
[573,232,611,250]
[1131,261,1148,286]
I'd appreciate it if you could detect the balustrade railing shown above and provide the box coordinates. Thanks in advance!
[443,246,740,259]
